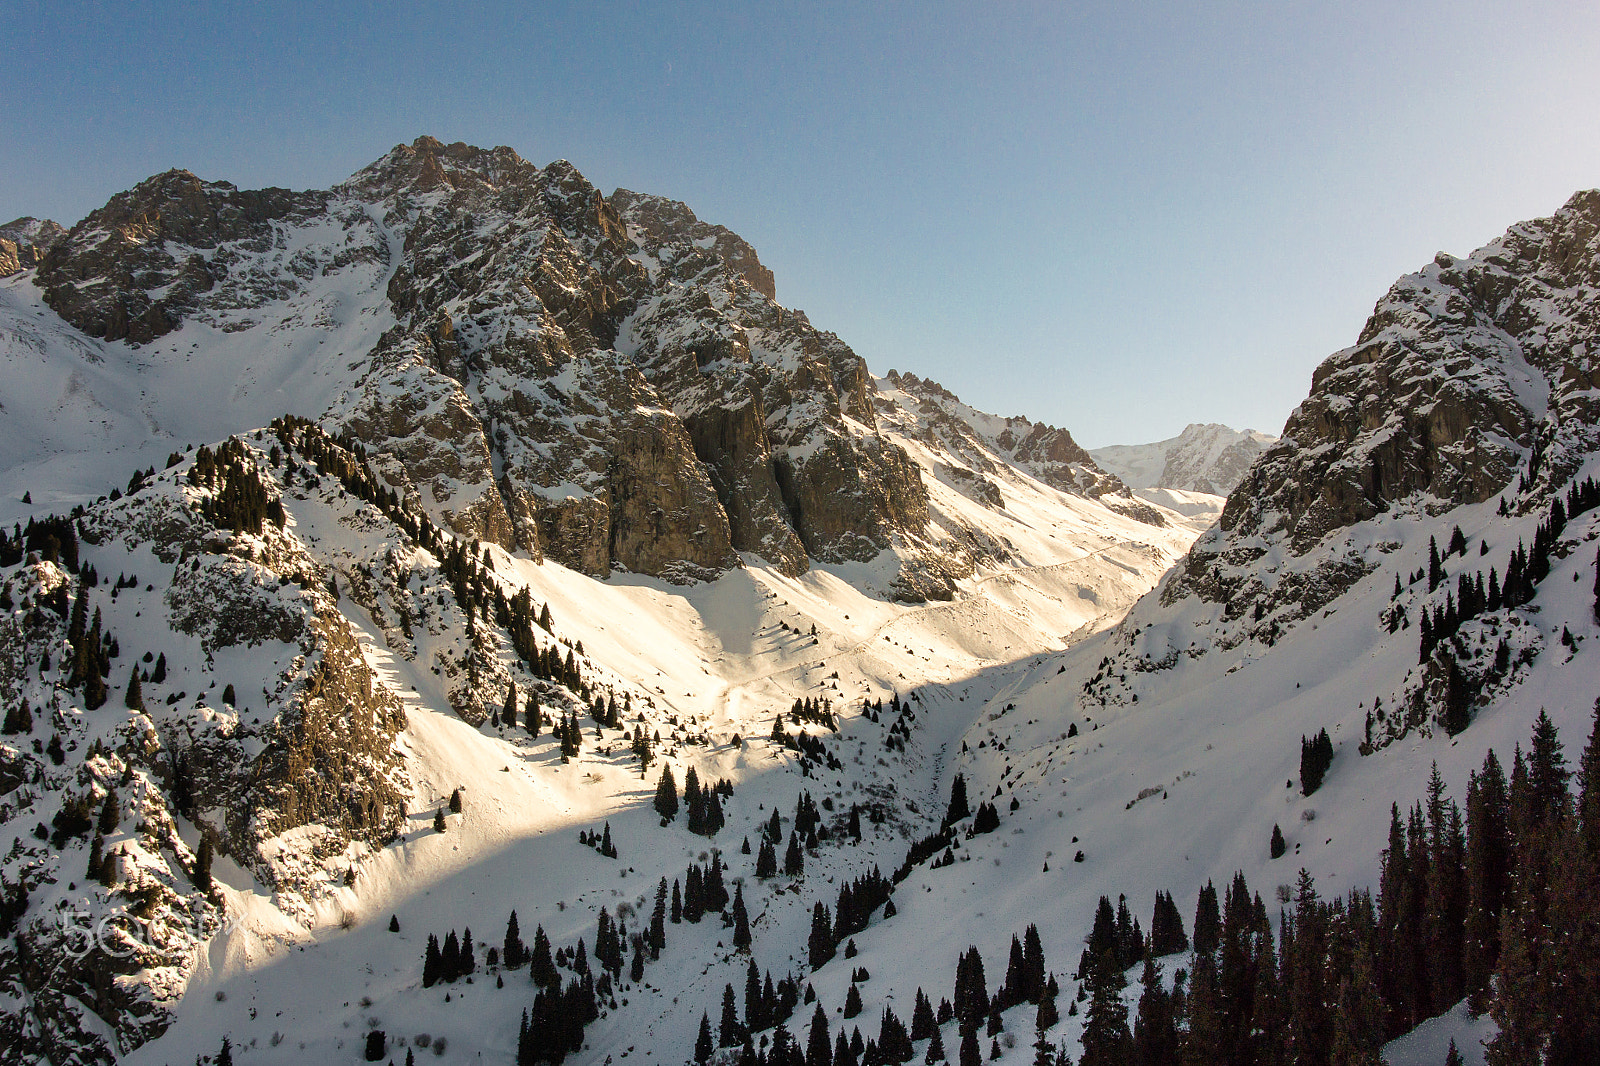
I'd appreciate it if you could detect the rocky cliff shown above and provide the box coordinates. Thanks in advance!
[1066,188,1600,737]
[25,138,951,587]
[1168,189,1600,618]
[0,218,65,277]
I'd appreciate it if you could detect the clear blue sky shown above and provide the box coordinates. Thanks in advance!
[6,1,1600,447]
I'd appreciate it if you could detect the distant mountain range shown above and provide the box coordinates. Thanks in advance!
[1090,422,1277,496]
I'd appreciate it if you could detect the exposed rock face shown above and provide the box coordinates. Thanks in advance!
[880,370,1164,527]
[0,434,430,1063]
[28,136,938,583]
[1170,188,1600,613]
[36,173,327,342]
[0,217,65,276]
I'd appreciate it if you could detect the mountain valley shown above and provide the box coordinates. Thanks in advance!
[1,141,1598,1066]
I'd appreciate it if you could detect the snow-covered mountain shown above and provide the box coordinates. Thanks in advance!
[7,136,1177,597]
[1090,423,1276,497]
[0,139,1204,1065]
[2,142,1598,1066]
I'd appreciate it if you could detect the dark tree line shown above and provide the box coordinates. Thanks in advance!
[190,438,286,534]
[1073,704,1600,1066]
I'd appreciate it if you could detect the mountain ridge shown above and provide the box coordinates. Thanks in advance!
[1089,422,1276,497]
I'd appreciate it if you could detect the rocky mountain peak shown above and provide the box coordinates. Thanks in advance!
[1090,422,1276,497]
[34,167,324,343]
[1162,187,1600,629]
[0,216,65,275]
[10,138,1173,596]
[349,134,539,198]
[611,188,777,301]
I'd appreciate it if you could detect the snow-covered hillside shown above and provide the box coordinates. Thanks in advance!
[0,139,1207,1066]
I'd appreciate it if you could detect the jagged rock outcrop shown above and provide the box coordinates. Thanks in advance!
[0,217,65,277]
[23,137,942,583]
[1169,188,1600,614]
[880,370,1163,526]
[35,173,327,343]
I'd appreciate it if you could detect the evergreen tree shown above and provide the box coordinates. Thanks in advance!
[124,666,144,710]
[845,982,864,1019]
[696,1013,715,1065]
[503,910,525,970]
[685,865,704,923]
[654,765,680,821]
[1464,749,1509,1008]
[757,839,778,878]
[423,934,442,987]
[1528,708,1570,823]
[1593,546,1600,624]
[1079,949,1129,1066]
[1270,823,1286,859]
[924,1024,946,1064]
[785,831,805,877]
[1286,870,1330,1066]
[1579,698,1600,859]
[746,960,766,1032]
[502,682,517,729]
[97,790,119,834]
[912,989,938,1041]
[1441,652,1472,736]
[651,878,668,959]
[433,808,447,833]
[721,982,743,1047]
[1023,924,1047,1003]
[217,1035,234,1066]
[959,1027,981,1066]
[389,914,400,933]
[1328,940,1385,1066]
[953,946,989,1034]
[1192,881,1221,956]
[945,774,971,826]
[449,788,463,814]
[810,902,836,970]
[530,925,556,987]
[732,882,752,950]
[809,1003,834,1066]
[1300,729,1334,795]
[1128,956,1173,1066]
